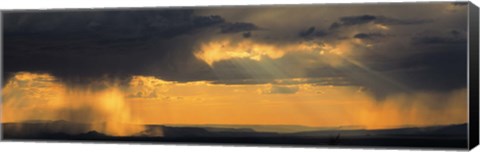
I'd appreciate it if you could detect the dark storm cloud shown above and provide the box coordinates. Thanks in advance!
[219,22,258,33]
[296,28,466,100]
[242,32,252,38]
[411,35,466,45]
[3,9,226,85]
[336,15,377,26]
[197,3,466,101]
[411,29,467,45]
[298,26,329,40]
[303,42,466,101]
[298,26,316,37]
[4,10,224,38]
[353,32,386,40]
[451,2,468,6]
[394,46,467,91]
[329,14,431,29]
[348,40,467,100]
[2,3,469,101]
[450,30,461,36]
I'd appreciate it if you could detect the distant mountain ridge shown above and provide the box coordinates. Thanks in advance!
[1,120,468,148]
[162,124,364,133]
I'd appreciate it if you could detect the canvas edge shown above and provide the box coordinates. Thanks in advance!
[0,11,4,142]
[468,1,479,150]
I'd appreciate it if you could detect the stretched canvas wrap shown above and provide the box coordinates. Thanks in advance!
[1,1,479,150]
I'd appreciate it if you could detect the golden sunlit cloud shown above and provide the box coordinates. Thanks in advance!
[128,76,173,99]
[194,39,284,66]
[375,24,390,30]
[194,39,353,67]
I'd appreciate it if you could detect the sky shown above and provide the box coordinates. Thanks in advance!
[2,2,469,136]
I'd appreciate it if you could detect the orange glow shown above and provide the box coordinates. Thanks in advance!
[127,79,466,129]
[2,72,467,133]
[2,72,144,136]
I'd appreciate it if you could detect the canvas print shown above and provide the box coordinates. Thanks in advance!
[1,2,476,149]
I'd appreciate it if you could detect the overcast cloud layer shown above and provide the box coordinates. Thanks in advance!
[3,2,468,100]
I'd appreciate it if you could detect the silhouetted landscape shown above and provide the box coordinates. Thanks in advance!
[2,121,467,149]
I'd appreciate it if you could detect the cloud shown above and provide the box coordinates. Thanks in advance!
[412,36,466,45]
[261,85,299,94]
[298,26,316,37]
[410,29,467,45]
[242,32,252,38]
[335,15,377,27]
[211,77,351,86]
[298,26,329,39]
[3,3,468,102]
[411,36,466,45]
[127,76,173,99]
[193,29,467,100]
[3,9,224,85]
[219,22,258,33]
[330,14,431,29]
[451,2,468,6]
[4,10,224,39]
[353,32,386,40]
